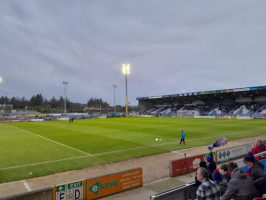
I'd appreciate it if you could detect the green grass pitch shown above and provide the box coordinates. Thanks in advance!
[0,117,265,183]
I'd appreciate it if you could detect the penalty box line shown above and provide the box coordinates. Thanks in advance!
[4,124,92,157]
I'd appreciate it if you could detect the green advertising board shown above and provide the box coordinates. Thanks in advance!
[53,180,86,200]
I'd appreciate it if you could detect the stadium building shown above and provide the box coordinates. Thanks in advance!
[137,85,266,119]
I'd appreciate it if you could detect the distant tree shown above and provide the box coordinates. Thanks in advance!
[0,96,9,105]
[50,97,57,109]
[58,96,65,111]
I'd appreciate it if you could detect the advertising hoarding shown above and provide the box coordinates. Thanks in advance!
[171,154,204,177]
[87,168,142,200]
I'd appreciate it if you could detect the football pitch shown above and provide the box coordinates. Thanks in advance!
[0,117,266,183]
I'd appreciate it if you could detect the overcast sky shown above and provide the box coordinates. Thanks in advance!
[0,0,266,106]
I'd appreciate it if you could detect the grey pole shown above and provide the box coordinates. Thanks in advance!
[125,75,128,115]
[63,81,68,114]
[113,85,117,114]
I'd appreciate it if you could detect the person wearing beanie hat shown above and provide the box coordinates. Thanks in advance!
[199,161,207,169]
[243,152,266,197]
[212,169,228,196]
[243,152,256,164]
[206,156,216,180]
[206,156,213,163]
[212,169,222,182]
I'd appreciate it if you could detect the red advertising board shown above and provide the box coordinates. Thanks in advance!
[0,119,30,123]
[171,154,204,177]
[217,116,231,119]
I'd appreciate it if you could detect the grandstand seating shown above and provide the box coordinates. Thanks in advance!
[146,103,266,118]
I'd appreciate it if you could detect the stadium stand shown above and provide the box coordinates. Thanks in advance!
[137,85,266,119]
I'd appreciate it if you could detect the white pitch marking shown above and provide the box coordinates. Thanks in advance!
[0,155,90,170]
[4,124,92,156]
[1,125,265,170]
[94,128,266,156]
[23,180,32,191]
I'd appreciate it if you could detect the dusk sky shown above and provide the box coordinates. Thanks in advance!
[0,0,266,106]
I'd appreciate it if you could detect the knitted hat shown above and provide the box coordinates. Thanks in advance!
[244,152,255,163]
[199,161,207,168]
[206,156,213,163]
[212,169,222,183]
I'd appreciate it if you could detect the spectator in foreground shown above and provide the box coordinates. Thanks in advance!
[212,168,228,196]
[252,138,266,160]
[196,167,220,200]
[221,162,258,200]
[195,161,208,186]
[243,152,266,197]
[206,156,216,180]
[220,164,231,182]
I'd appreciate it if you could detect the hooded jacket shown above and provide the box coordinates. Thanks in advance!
[250,161,266,196]
[221,167,258,200]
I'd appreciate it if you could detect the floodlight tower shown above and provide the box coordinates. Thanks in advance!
[113,85,117,114]
[0,77,4,105]
[62,81,68,114]
[122,64,130,115]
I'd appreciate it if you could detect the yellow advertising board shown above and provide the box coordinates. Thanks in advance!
[87,168,142,200]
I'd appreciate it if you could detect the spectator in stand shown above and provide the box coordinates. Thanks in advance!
[207,146,214,161]
[195,161,208,186]
[220,164,231,182]
[212,169,228,196]
[206,156,216,180]
[196,167,220,200]
[221,162,259,200]
[252,138,266,160]
[243,152,266,197]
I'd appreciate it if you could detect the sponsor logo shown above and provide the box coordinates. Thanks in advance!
[89,180,119,195]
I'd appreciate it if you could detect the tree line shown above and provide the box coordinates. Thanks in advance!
[0,94,137,113]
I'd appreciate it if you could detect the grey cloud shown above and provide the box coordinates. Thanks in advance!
[0,0,266,105]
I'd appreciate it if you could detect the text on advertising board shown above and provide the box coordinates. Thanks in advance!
[87,168,142,200]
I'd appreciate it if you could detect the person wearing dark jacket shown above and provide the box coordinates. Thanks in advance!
[206,156,216,180]
[244,152,266,197]
[221,162,259,200]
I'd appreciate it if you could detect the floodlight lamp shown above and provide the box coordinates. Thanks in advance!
[122,64,130,75]
[0,76,2,83]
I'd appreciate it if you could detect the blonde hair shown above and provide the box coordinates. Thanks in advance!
[255,138,262,144]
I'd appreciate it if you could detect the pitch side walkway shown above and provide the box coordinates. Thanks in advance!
[0,136,265,199]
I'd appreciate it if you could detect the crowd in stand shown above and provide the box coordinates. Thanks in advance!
[147,103,266,117]
[195,138,266,200]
